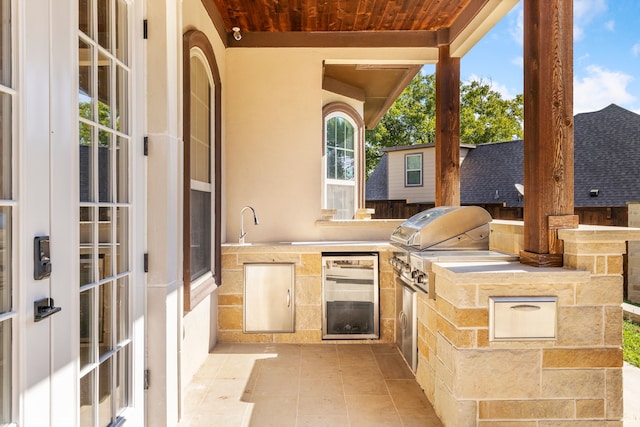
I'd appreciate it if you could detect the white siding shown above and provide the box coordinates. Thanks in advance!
[388,147,436,203]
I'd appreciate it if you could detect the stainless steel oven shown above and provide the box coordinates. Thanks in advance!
[322,252,379,340]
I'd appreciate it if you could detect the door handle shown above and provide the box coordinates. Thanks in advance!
[34,298,62,322]
[286,289,291,308]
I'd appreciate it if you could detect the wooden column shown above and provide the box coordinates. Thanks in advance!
[521,0,578,267]
[435,45,460,207]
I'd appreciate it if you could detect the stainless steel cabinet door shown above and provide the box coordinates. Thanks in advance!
[244,263,295,332]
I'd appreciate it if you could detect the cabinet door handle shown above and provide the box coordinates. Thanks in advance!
[286,289,291,307]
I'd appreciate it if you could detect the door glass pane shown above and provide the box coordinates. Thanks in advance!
[115,347,128,414]
[80,207,95,286]
[0,319,11,423]
[79,40,94,121]
[80,370,95,427]
[79,0,93,38]
[79,123,94,202]
[98,207,112,279]
[1,91,12,199]
[97,0,111,51]
[0,207,11,312]
[115,277,128,343]
[116,207,127,274]
[115,0,127,64]
[98,358,112,427]
[98,130,112,202]
[115,136,128,203]
[98,282,112,358]
[97,52,112,129]
[0,1,10,87]
[80,289,94,368]
[115,65,127,133]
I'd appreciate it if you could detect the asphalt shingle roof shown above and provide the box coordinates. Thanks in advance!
[365,153,389,200]
[459,104,640,207]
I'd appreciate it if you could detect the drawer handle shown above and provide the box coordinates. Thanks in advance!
[510,304,541,311]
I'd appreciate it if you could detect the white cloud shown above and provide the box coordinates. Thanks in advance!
[633,43,640,57]
[508,5,523,45]
[574,0,608,41]
[604,20,615,32]
[511,56,524,69]
[574,65,636,113]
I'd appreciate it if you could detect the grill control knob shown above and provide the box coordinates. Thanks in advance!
[416,273,427,283]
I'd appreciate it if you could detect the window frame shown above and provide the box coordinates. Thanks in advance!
[404,152,423,187]
[322,103,364,220]
[182,30,221,313]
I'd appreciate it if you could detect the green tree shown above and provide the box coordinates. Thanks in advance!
[365,72,523,177]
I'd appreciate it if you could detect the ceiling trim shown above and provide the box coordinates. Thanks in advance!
[322,76,366,102]
[224,30,439,48]
[201,0,230,47]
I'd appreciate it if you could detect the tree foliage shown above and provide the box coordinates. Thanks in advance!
[365,72,523,177]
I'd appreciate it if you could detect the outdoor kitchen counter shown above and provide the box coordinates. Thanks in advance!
[219,241,397,344]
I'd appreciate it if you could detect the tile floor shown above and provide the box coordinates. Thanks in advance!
[178,343,444,427]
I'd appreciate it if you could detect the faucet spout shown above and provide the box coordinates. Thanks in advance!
[239,206,259,244]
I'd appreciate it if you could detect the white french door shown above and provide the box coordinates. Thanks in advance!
[14,0,143,426]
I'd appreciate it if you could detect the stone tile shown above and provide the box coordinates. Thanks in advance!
[606,368,623,419]
[295,304,322,330]
[217,293,242,306]
[342,372,388,395]
[541,369,605,398]
[576,276,624,305]
[344,394,403,426]
[294,276,321,305]
[455,349,541,399]
[542,348,622,368]
[576,399,605,418]
[556,306,603,346]
[298,394,348,416]
[218,306,243,330]
[297,253,321,276]
[246,395,297,427]
[386,379,435,414]
[604,306,623,346]
[296,414,350,427]
[374,353,414,380]
[478,399,574,420]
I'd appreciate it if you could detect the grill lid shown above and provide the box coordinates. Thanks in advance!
[391,206,492,250]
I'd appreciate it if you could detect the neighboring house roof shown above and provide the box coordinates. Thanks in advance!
[369,104,640,208]
[365,153,389,201]
[573,104,640,207]
[461,104,640,208]
[460,140,524,207]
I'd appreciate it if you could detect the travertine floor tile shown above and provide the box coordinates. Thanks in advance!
[179,343,443,426]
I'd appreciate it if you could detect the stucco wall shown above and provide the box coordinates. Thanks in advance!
[224,47,435,243]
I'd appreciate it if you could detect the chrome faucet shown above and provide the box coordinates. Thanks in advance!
[239,206,259,244]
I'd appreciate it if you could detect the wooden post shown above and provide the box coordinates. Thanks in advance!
[435,44,460,207]
[521,0,577,267]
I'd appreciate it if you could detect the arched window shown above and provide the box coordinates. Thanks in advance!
[323,103,364,220]
[183,30,221,312]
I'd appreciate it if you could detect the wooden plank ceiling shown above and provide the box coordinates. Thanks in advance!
[211,0,473,33]
[202,0,508,128]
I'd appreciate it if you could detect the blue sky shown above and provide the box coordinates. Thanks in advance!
[433,0,640,115]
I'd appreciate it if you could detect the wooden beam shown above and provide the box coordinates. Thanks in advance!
[521,0,575,267]
[435,45,460,207]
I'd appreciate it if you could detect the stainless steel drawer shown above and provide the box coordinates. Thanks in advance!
[489,296,557,340]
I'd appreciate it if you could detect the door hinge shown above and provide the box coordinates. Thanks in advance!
[143,19,148,39]
[143,136,149,156]
[144,369,150,390]
[144,253,149,272]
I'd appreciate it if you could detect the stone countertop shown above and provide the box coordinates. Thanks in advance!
[432,260,591,284]
[221,241,393,253]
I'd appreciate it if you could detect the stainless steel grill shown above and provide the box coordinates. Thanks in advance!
[390,206,518,373]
